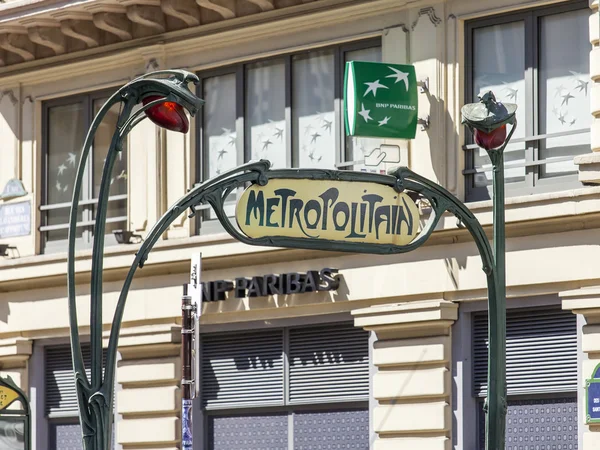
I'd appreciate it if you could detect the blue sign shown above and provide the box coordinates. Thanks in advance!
[0,202,31,239]
[586,363,600,423]
[0,179,27,201]
[587,381,600,422]
[181,399,193,450]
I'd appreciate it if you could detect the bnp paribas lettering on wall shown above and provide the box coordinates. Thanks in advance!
[344,61,418,139]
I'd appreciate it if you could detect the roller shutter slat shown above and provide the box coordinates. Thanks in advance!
[201,330,284,409]
[289,323,369,404]
[45,345,108,415]
[473,308,576,397]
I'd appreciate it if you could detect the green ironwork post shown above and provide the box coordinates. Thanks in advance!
[66,70,204,450]
[485,148,507,450]
[462,91,517,450]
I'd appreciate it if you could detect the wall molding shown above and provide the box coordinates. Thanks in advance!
[411,6,442,30]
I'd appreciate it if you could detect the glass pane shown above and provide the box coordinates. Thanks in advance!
[50,422,83,450]
[472,21,526,188]
[539,9,592,178]
[203,73,237,219]
[0,417,26,450]
[293,49,335,169]
[209,414,287,450]
[246,60,287,168]
[344,46,384,173]
[46,102,86,244]
[48,102,85,205]
[294,409,369,450]
[204,73,238,178]
[93,98,127,236]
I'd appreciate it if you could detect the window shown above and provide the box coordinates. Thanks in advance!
[472,308,578,449]
[44,345,113,450]
[196,40,382,231]
[200,323,370,449]
[464,1,591,201]
[42,92,128,253]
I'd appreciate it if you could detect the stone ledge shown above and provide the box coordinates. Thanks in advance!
[117,357,181,387]
[0,337,31,368]
[562,286,600,323]
[373,335,450,367]
[373,402,450,433]
[117,323,181,359]
[353,300,457,339]
[373,367,449,400]
[117,416,179,446]
[117,385,180,415]
[575,152,600,184]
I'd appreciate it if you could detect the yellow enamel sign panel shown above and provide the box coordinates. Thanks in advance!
[0,386,19,410]
[236,179,419,246]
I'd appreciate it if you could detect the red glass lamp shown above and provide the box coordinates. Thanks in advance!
[142,95,189,133]
[473,124,507,151]
[461,91,517,151]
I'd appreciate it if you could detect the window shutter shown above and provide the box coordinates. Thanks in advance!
[473,308,577,397]
[201,330,284,409]
[288,323,369,404]
[45,345,108,416]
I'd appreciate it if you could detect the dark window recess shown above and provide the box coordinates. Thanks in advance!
[45,345,108,415]
[293,409,369,450]
[45,345,113,450]
[207,409,369,450]
[464,1,591,201]
[208,413,288,450]
[477,397,578,450]
[473,306,578,449]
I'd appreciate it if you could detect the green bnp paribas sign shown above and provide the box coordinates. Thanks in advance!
[344,61,418,139]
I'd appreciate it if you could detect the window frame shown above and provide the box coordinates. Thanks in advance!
[468,304,578,448]
[194,38,381,234]
[41,89,128,253]
[198,321,370,450]
[464,0,590,202]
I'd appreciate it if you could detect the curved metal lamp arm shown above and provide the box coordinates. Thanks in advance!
[67,69,203,450]
[101,160,271,394]
[67,89,126,438]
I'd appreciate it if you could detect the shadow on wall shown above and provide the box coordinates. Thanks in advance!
[201,323,368,406]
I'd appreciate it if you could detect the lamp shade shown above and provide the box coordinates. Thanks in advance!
[461,91,517,134]
[142,95,189,133]
[474,125,507,151]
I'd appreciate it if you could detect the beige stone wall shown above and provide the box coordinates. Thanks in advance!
[354,300,456,450]
[562,288,600,450]
[576,0,600,182]
[116,323,182,450]
[0,0,596,448]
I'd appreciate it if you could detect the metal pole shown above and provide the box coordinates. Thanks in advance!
[485,147,508,450]
[181,284,196,450]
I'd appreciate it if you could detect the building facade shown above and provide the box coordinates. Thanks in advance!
[0,0,598,449]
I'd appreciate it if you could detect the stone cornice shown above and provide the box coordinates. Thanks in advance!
[353,299,458,339]
[0,337,32,368]
[0,0,388,79]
